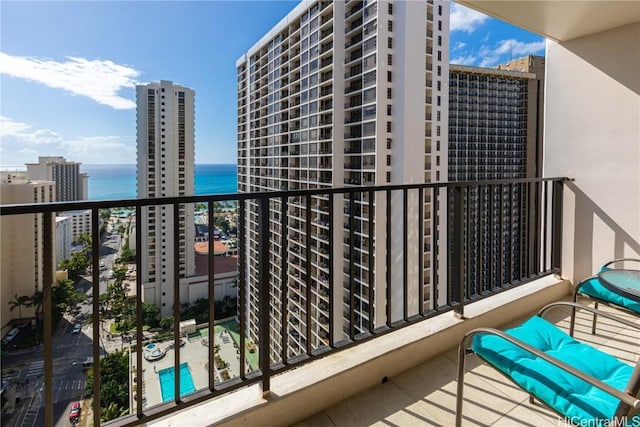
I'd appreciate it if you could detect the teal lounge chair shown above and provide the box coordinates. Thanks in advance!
[456,302,640,427]
[571,258,640,335]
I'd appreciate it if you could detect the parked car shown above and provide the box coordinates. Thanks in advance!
[71,324,81,334]
[69,401,81,423]
[2,327,20,345]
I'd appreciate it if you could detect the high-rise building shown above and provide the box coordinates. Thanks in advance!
[1,172,55,328]
[55,216,72,267]
[136,80,196,317]
[447,59,544,295]
[237,0,449,361]
[26,156,88,201]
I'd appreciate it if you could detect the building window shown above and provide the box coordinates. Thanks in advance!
[387,138,392,149]
[438,20,442,31]
[387,54,392,65]
[437,50,442,61]
[436,141,440,151]
[438,5,442,15]
[437,36,442,46]
[436,125,441,136]
[437,96,441,106]
[437,65,442,77]
[437,80,442,91]
[388,37,393,49]
[387,121,392,132]
[436,170,440,181]
[386,171,391,182]
[388,3,393,14]
[386,155,391,166]
[388,21,393,31]
[387,88,392,99]
[436,156,440,166]
[387,104,392,115]
[387,71,392,82]
[436,110,441,121]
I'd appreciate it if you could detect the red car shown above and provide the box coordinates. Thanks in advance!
[69,401,80,423]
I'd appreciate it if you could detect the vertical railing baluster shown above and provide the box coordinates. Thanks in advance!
[452,186,465,317]
[305,195,312,354]
[367,190,374,332]
[280,196,289,363]
[348,191,356,340]
[207,200,216,389]
[466,187,472,298]
[258,197,271,396]
[403,188,408,321]
[43,211,54,427]
[90,208,102,424]
[508,184,514,284]
[499,184,505,288]
[239,200,247,376]
[328,193,335,347]
[477,185,483,294]
[173,203,181,403]
[385,189,392,326]
[543,181,549,271]
[432,186,439,307]
[135,206,143,415]
[418,187,424,316]
[551,180,564,271]
[488,185,494,291]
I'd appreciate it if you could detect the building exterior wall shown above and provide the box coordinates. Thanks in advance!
[237,0,449,362]
[56,216,72,267]
[64,209,92,242]
[447,63,541,294]
[136,80,196,317]
[26,156,86,202]
[543,23,640,281]
[0,173,55,329]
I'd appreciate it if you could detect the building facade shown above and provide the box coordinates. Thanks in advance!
[447,60,543,295]
[26,156,88,201]
[0,172,55,329]
[237,0,449,362]
[136,80,196,317]
[55,216,72,268]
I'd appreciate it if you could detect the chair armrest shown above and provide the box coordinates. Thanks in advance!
[460,326,640,410]
[538,301,640,331]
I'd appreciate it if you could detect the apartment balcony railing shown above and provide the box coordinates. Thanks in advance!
[0,177,567,426]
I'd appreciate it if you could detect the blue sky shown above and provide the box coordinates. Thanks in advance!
[0,1,545,166]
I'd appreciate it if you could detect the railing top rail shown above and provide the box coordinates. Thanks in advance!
[0,177,570,216]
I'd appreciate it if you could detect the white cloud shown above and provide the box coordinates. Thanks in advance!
[453,42,467,51]
[477,39,546,67]
[451,55,477,66]
[0,52,140,109]
[450,3,490,33]
[0,116,135,164]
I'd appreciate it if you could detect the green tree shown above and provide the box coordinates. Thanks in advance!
[99,209,112,221]
[8,294,31,318]
[59,252,90,279]
[159,316,174,331]
[85,350,129,422]
[141,303,160,328]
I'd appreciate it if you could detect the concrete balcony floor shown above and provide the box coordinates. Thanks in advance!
[295,298,640,427]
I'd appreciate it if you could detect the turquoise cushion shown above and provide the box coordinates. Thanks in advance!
[579,276,640,314]
[472,316,633,424]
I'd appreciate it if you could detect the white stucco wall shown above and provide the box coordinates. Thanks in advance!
[543,23,640,282]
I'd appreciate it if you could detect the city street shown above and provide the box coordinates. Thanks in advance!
[1,219,125,427]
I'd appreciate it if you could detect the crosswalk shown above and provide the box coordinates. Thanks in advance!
[54,379,85,391]
[26,361,43,378]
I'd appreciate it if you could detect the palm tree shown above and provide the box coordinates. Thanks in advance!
[30,290,43,328]
[8,294,30,318]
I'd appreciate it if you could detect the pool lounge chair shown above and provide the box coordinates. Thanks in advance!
[571,258,640,335]
[456,302,640,427]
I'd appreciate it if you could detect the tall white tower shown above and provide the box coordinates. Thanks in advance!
[237,0,450,362]
[136,80,196,317]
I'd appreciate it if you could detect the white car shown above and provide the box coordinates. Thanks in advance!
[71,324,82,334]
[2,327,20,344]
[107,270,114,279]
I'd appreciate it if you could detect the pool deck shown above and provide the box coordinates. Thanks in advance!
[135,321,257,409]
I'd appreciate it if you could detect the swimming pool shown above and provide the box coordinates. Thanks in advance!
[158,363,196,402]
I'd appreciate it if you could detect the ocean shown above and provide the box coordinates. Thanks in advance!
[82,164,238,201]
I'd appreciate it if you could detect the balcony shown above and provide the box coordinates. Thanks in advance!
[1,177,572,426]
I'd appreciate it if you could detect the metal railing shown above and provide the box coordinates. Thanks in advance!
[0,177,567,426]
